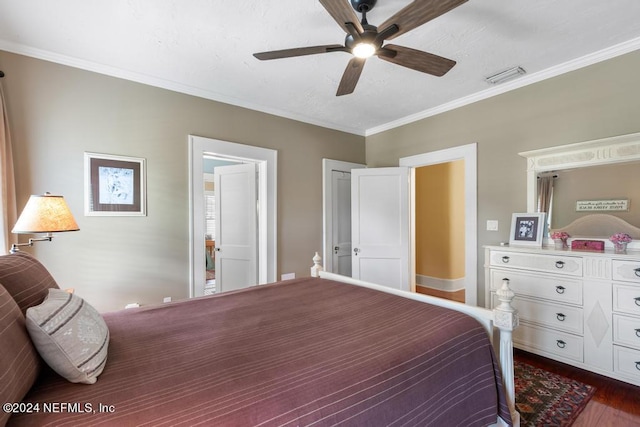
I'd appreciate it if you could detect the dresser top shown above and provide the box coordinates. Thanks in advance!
[484,244,640,260]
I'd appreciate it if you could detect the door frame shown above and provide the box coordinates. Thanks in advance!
[399,143,477,306]
[188,135,277,297]
[322,159,365,272]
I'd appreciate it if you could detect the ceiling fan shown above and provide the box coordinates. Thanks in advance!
[254,0,468,96]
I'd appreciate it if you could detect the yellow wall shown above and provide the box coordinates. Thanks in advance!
[415,160,465,279]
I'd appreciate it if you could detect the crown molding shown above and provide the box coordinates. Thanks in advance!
[0,40,366,136]
[2,36,639,138]
[365,36,640,136]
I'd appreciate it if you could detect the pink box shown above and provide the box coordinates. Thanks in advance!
[571,240,605,251]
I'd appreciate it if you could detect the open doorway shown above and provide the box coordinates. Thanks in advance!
[189,135,277,298]
[400,143,477,306]
[413,161,466,303]
[202,156,246,295]
[322,143,477,305]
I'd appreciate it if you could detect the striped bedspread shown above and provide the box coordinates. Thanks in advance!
[10,277,511,426]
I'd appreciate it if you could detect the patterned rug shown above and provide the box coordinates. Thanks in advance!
[515,360,596,426]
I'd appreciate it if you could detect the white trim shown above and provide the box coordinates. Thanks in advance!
[416,275,465,292]
[0,40,365,137]
[188,135,277,297]
[4,35,639,137]
[322,159,366,273]
[519,131,640,212]
[400,143,478,306]
[365,37,640,136]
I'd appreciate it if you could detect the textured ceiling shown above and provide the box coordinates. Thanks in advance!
[1,0,640,135]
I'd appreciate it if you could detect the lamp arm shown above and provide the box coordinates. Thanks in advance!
[9,234,53,254]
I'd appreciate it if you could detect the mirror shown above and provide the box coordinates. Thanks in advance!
[520,132,640,235]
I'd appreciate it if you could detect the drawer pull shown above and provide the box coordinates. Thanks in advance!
[635,268,640,278]
[635,328,640,338]
[556,313,566,322]
[555,261,565,269]
[555,286,566,294]
[635,297,640,307]
[636,362,640,371]
[556,340,566,349]
[501,256,510,263]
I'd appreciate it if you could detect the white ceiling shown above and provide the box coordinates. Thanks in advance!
[1,0,640,136]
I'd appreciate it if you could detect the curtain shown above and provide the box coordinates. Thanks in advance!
[0,79,17,254]
[537,174,554,214]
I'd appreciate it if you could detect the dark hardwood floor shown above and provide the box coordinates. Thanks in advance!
[515,349,640,426]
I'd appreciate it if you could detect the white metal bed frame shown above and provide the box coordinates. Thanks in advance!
[311,253,520,426]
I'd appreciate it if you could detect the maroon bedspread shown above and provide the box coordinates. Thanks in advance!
[10,277,511,426]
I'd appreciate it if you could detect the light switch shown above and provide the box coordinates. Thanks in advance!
[486,220,499,231]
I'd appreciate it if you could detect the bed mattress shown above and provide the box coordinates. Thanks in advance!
[9,277,510,426]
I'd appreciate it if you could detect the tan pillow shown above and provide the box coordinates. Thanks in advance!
[25,289,109,384]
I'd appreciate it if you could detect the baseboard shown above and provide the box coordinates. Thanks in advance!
[416,274,465,292]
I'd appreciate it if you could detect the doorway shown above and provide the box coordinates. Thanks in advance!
[322,143,477,305]
[400,143,477,306]
[413,161,466,303]
[189,135,277,298]
[322,159,365,275]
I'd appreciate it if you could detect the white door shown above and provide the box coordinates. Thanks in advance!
[332,170,352,276]
[214,163,258,292]
[351,167,411,291]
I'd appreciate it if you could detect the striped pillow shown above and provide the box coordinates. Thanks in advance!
[25,289,109,384]
[0,283,41,426]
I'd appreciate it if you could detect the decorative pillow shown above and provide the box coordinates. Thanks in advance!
[0,252,60,315]
[0,283,41,426]
[25,289,109,384]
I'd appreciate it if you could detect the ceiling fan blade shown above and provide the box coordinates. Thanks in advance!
[319,0,364,34]
[378,0,468,40]
[336,57,366,96]
[254,44,346,60]
[379,44,456,76]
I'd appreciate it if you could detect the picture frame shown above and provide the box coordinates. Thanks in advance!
[84,152,146,216]
[509,213,545,247]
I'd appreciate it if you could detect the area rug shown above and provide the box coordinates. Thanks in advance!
[515,360,596,426]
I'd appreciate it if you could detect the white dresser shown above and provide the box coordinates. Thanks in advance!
[485,245,640,386]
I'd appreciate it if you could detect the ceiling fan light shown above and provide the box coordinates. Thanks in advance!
[352,43,376,59]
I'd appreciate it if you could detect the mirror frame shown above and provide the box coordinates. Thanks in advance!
[519,132,640,213]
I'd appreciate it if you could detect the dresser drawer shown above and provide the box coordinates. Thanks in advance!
[612,260,640,284]
[613,314,640,350]
[489,270,582,305]
[492,293,583,334]
[514,323,583,362]
[489,250,582,276]
[613,345,640,384]
[517,297,583,335]
[613,284,640,316]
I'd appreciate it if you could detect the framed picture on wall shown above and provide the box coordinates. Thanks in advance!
[84,152,146,216]
[509,213,545,247]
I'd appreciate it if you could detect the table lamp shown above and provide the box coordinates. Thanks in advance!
[10,193,79,254]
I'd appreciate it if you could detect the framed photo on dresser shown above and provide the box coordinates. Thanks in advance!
[509,212,545,247]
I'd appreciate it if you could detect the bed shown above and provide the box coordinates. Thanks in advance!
[1,252,518,426]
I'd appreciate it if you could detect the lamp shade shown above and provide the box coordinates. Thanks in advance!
[12,194,80,234]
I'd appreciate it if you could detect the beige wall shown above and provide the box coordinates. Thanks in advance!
[366,50,640,306]
[0,51,365,312]
[415,161,465,279]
